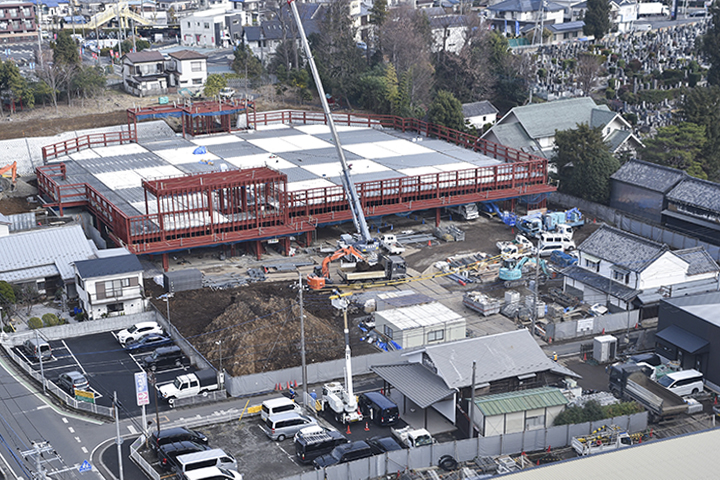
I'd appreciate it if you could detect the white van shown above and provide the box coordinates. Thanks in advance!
[260,397,302,421]
[537,233,576,257]
[184,466,242,480]
[657,369,704,396]
[176,449,237,473]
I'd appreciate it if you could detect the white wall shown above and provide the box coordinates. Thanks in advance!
[639,252,689,290]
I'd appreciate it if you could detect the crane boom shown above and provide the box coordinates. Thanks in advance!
[286,0,376,252]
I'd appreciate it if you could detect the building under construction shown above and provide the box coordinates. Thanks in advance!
[36,102,555,270]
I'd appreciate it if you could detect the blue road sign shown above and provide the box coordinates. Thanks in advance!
[78,460,92,473]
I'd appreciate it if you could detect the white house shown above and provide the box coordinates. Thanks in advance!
[74,254,145,320]
[462,100,499,129]
[562,225,720,311]
[473,387,568,436]
[373,302,466,349]
[180,8,246,48]
[122,50,167,97]
[611,0,638,33]
[487,0,565,25]
[166,49,208,92]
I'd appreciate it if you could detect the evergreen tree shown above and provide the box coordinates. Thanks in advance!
[427,90,465,131]
[553,123,620,204]
[583,0,611,40]
[702,2,720,86]
[232,44,263,79]
[52,30,81,66]
[204,74,227,97]
[641,123,707,177]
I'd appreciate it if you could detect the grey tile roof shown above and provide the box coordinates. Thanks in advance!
[604,129,631,152]
[548,21,585,33]
[75,254,143,279]
[674,247,719,276]
[502,97,610,140]
[371,363,454,409]
[578,224,667,272]
[0,224,97,283]
[610,159,686,193]
[168,50,207,60]
[488,0,564,12]
[590,108,618,129]
[123,51,165,64]
[416,329,577,389]
[666,176,720,213]
[484,122,541,154]
[462,101,499,118]
[562,265,642,302]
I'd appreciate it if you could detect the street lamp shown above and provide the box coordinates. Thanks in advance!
[158,292,174,322]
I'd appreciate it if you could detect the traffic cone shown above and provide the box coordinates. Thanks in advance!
[601,328,605,335]
[650,428,654,437]
[287,381,290,390]
[536,460,540,466]
[346,424,352,435]
[635,323,639,329]
[583,352,587,361]
[427,240,431,247]
[365,422,370,431]
[294,380,298,388]
[547,445,551,452]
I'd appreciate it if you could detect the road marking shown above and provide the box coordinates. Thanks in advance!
[62,340,87,374]
[62,418,68,424]
[36,405,50,410]
[81,447,88,454]
[68,427,75,433]
[127,425,138,435]
[75,436,81,443]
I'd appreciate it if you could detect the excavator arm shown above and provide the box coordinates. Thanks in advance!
[320,246,365,278]
[0,162,17,183]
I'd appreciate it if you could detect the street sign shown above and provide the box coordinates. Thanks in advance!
[78,460,92,473]
[75,389,95,404]
[135,371,149,406]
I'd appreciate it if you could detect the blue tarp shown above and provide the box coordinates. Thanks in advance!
[193,146,207,155]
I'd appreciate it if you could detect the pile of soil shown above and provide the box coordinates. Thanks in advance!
[147,281,345,376]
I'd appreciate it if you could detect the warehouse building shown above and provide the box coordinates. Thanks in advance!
[473,387,568,436]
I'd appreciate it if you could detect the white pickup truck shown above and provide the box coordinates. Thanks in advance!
[390,426,434,448]
[380,234,405,255]
[157,370,220,406]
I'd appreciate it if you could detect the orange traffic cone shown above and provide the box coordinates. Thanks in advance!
[427,240,431,247]
[583,352,587,361]
[346,424,352,435]
[365,422,370,431]
[601,328,605,335]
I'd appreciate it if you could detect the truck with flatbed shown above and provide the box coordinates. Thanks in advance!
[571,424,634,456]
[390,426,434,448]
[380,234,405,255]
[337,255,406,284]
[608,363,687,422]
[157,370,220,406]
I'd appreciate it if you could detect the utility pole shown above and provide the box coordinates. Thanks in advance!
[115,0,123,60]
[469,360,476,439]
[36,330,46,394]
[298,271,307,407]
[531,245,541,339]
[36,4,43,70]
[114,392,124,480]
[20,441,54,479]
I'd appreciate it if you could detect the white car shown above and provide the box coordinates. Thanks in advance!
[115,321,163,346]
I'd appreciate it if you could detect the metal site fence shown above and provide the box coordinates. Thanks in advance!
[277,413,648,480]
[545,310,641,342]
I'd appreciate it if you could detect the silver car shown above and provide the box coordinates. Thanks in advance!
[260,412,317,442]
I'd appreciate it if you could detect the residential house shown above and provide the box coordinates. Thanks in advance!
[473,387,568,436]
[546,20,585,43]
[611,0,638,33]
[74,254,145,320]
[663,176,720,247]
[562,224,720,313]
[0,224,98,298]
[462,101,499,130]
[156,0,195,12]
[180,8,246,48]
[487,0,565,33]
[0,2,37,43]
[610,159,686,224]
[122,50,167,97]
[371,329,578,435]
[481,97,644,159]
[655,291,720,392]
[166,49,207,92]
[429,12,472,54]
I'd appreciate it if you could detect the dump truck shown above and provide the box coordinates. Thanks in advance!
[157,370,220,406]
[608,363,687,422]
[337,255,406,284]
[571,424,634,456]
[391,426,434,448]
[448,203,480,220]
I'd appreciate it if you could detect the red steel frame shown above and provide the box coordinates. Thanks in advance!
[36,109,555,257]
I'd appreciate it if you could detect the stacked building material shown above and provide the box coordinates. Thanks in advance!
[164,269,203,293]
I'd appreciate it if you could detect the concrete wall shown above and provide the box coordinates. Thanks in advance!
[545,310,640,342]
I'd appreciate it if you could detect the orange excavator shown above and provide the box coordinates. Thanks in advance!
[0,162,17,193]
[307,245,366,290]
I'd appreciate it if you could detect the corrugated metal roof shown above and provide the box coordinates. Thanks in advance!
[414,330,578,389]
[0,224,97,283]
[371,362,454,409]
[667,176,720,212]
[578,224,667,272]
[503,428,720,480]
[75,254,143,279]
[474,387,568,416]
[488,0,564,12]
[610,159,685,193]
[374,302,465,330]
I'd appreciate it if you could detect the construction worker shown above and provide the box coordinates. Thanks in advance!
[552,352,558,362]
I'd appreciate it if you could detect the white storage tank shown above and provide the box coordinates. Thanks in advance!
[593,335,617,363]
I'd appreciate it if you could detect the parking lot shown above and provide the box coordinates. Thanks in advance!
[17,331,198,418]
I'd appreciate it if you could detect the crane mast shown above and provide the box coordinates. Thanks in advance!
[286,0,377,253]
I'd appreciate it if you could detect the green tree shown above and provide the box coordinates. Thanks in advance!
[52,30,81,66]
[0,281,15,322]
[487,32,529,112]
[28,317,43,329]
[553,123,620,204]
[583,0,611,40]
[71,65,106,102]
[702,2,720,86]
[232,44,263,79]
[641,123,707,175]
[679,86,720,179]
[204,73,227,97]
[42,313,60,327]
[0,60,34,113]
[427,90,465,131]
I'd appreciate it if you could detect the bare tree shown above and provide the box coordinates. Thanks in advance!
[36,63,72,114]
[576,53,602,96]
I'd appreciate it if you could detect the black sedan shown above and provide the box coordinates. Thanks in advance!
[123,334,173,353]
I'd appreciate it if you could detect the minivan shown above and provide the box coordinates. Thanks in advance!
[313,440,374,469]
[149,427,209,453]
[22,338,52,361]
[261,397,302,421]
[183,466,243,480]
[157,441,210,471]
[140,346,184,371]
[537,235,576,257]
[261,412,317,441]
[176,448,237,473]
[657,369,704,396]
[294,426,347,465]
[358,392,399,426]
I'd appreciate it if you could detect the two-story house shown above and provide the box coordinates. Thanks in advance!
[481,97,644,159]
[180,8,246,48]
[487,0,565,29]
[562,225,719,312]
[122,50,167,97]
[74,254,145,320]
[166,49,208,92]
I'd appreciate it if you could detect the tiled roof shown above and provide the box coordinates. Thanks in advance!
[474,387,568,416]
[610,159,686,193]
[75,254,143,279]
[548,21,585,33]
[666,176,720,213]
[562,265,641,302]
[124,51,164,63]
[578,224,667,272]
[168,50,207,60]
[488,0,565,12]
[462,100,499,118]
[502,98,609,140]
[674,247,719,276]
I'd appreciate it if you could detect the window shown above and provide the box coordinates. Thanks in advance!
[427,330,444,342]
[105,278,130,297]
[585,259,600,272]
[383,325,393,339]
[187,22,190,27]
[76,275,84,290]
[204,22,210,29]
[612,269,630,284]
[107,303,124,313]
[191,61,202,72]
[192,78,202,85]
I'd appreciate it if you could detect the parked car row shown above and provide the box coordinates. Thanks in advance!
[150,427,242,479]
[114,322,186,372]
